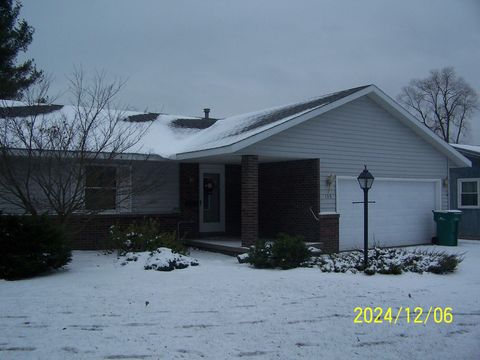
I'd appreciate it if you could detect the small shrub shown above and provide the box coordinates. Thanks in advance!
[119,247,199,271]
[427,253,463,274]
[0,215,71,280]
[143,248,199,271]
[247,234,311,269]
[108,220,187,255]
[313,247,463,275]
[247,239,273,268]
[271,233,311,270]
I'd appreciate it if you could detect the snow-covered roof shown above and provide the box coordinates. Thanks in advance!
[170,85,370,156]
[0,102,199,159]
[134,85,371,158]
[1,85,472,167]
[0,86,369,159]
[450,144,480,157]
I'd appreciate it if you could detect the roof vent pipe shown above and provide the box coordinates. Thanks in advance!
[203,108,210,119]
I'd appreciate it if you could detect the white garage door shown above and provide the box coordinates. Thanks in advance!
[337,177,440,251]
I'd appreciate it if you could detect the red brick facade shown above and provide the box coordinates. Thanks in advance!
[259,159,320,243]
[318,213,340,253]
[241,155,259,247]
[66,213,180,250]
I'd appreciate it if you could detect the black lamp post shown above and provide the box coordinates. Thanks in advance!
[357,165,374,270]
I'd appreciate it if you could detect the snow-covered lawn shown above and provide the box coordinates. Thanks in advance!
[1,241,479,360]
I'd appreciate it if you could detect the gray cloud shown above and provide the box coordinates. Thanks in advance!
[21,0,480,142]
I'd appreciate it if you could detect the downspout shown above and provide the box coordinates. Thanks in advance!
[446,157,450,210]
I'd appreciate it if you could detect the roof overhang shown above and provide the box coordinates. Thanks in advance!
[175,85,471,167]
[4,148,168,162]
[450,144,480,159]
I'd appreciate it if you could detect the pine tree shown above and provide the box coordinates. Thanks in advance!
[0,0,43,99]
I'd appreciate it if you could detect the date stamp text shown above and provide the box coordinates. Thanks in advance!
[353,306,453,324]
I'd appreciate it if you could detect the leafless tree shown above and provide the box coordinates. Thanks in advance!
[397,67,478,144]
[0,70,153,223]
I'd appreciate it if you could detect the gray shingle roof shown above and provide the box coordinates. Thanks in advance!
[127,113,159,122]
[227,85,370,136]
[0,104,64,118]
[171,118,218,129]
[127,113,218,129]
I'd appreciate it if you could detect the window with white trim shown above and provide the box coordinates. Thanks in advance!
[85,166,117,210]
[458,179,480,208]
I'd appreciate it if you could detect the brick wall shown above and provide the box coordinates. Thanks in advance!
[259,159,320,243]
[66,213,180,250]
[318,213,339,253]
[241,155,259,247]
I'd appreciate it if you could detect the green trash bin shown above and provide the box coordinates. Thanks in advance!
[433,210,462,246]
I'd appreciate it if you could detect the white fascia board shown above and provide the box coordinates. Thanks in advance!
[367,86,471,168]
[175,86,374,160]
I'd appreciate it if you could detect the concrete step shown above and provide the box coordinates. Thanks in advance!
[186,240,248,256]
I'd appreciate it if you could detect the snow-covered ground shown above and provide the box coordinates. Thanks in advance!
[1,241,479,359]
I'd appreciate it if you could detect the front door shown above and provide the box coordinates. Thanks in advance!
[199,164,225,233]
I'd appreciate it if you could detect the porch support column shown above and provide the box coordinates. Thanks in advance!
[241,155,259,247]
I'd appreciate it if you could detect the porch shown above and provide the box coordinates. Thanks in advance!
[185,237,323,256]
[180,155,332,248]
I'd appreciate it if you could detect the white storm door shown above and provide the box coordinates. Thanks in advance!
[199,164,225,233]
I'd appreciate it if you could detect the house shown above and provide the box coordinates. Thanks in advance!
[0,85,471,251]
[449,144,480,239]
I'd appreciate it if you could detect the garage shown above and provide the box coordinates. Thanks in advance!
[337,177,441,251]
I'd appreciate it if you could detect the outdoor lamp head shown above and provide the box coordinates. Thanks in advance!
[357,165,374,190]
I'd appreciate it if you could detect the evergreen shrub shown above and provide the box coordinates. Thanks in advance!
[0,215,71,280]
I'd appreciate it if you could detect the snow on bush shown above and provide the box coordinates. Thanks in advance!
[108,221,187,255]
[246,234,311,269]
[307,247,463,275]
[119,247,199,272]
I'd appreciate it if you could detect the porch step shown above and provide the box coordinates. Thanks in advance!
[186,240,249,256]
[186,240,323,256]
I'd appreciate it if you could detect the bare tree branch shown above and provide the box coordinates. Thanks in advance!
[397,67,479,143]
[0,69,155,223]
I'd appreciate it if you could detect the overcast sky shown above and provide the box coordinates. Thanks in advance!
[20,0,480,143]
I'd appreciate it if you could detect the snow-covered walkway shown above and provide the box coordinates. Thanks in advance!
[1,241,479,359]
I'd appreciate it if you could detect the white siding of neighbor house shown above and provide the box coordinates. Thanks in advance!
[131,161,179,214]
[239,95,449,211]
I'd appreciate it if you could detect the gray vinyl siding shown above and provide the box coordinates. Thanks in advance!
[449,154,480,238]
[0,157,56,214]
[131,161,179,214]
[0,159,180,215]
[240,96,449,211]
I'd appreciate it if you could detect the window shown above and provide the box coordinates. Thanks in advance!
[458,179,480,208]
[85,166,117,210]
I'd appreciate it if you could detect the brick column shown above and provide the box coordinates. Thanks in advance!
[318,213,340,253]
[241,155,259,247]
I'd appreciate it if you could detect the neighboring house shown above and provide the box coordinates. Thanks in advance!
[0,85,471,251]
[449,144,480,239]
